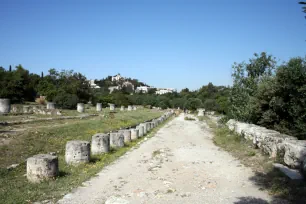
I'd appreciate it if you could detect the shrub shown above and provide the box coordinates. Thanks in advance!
[54,93,78,109]
[35,96,46,105]
[184,98,203,111]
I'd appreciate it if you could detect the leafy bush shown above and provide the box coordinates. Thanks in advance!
[184,98,203,111]
[229,53,306,139]
[35,97,46,105]
[159,101,168,109]
[54,93,78,109]
[184,116,195,121]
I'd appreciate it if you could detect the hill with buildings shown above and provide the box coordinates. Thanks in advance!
[92,73,177,95]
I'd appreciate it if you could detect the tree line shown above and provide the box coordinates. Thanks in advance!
[1,52,305,138]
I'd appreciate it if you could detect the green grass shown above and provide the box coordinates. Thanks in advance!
[152,150,161,157]
[201,116,306,203]
[184,116,195,121]
[0,109,170,204]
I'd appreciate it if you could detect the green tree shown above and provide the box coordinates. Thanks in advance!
[229,52,276,122]
[184,98,203,111]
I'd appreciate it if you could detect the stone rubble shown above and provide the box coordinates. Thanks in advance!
[227,119,306,173]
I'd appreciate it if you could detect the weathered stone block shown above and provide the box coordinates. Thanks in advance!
[96,103,102,111]
[282,140,306,168]
[197,109,204,116]
[91,133,110,155]
[137,125,144,137]
[77,103,85,113]
[109,104,115,111]
[65,140,90,165]
[120,106,125,111]
[27,154,58,183]
[110,132,124,148]
[47,102,55,110]
[0,98,10,114]
[130,128,139,140]
[146,122,151,132]
[23,106,32,113]
[119,129,131,143]
[127,105,132,111]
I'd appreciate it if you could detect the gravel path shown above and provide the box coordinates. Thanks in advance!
[58,114,272,204]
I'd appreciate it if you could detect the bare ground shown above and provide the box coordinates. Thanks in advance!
[58,114,276,204]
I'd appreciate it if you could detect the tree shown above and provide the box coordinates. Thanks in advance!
[254,57,306,139]
[184,98,203,111]
[229,52,276,122]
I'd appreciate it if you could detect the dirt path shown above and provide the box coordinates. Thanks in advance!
[58,114,272,204]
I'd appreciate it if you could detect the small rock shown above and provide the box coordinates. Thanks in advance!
[7,163,19,170]
[49,152,56,156]
[273,163,304,180]
[180,192,191,198]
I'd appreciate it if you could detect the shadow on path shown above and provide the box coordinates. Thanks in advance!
[234,197,268,204]
[248,168,306,204]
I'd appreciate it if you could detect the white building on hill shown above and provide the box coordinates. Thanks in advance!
[156,88,176,95]
[89,80,100,89]
[136,86,152,93]
[108,86,120,93]
[112,74,123,82]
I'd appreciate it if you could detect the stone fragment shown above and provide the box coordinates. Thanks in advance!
[23,106,31,113]
[109,104,115,111]
[96,103,102,111]
[197,109,204,116]
[0,98,10,114]
[27,154,58,183]
[65,140,90,165]
[110,132,124,148]
[130,128,139,140]
[146,122,151,132]
[119,129,131,143]
[139,123,147,135]
[77,103,85,113]
[137,125,144,137]
[273,163,303,180]
[91,133,110,155]
[46,102,55,110]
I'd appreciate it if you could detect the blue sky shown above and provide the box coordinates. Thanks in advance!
[0,0,305,90]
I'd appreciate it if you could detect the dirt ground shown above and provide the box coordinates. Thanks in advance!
[58,114,276,204]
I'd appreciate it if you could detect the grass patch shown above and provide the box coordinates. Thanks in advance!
[184,116,195,121]
[0,109,170,204]
[201,116,306,203]
[152,150,161,157]
[198,116,216,128]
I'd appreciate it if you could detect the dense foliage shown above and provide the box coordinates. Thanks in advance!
[229,53,306,139]
[0,66,91,108]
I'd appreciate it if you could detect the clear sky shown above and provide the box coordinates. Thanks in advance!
[0,0,305,90]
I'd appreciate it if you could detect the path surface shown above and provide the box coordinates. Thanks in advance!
[58,114,272,204]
